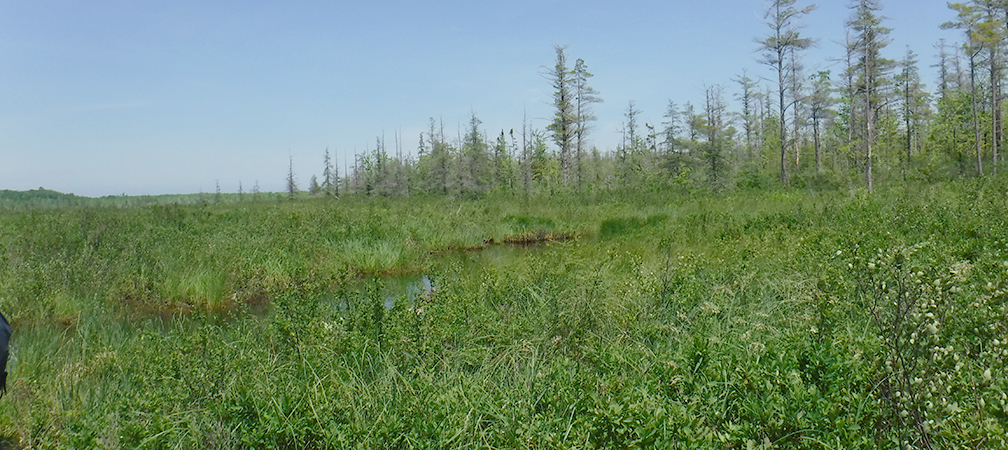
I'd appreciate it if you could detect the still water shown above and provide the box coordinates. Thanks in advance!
[342,242,541,311]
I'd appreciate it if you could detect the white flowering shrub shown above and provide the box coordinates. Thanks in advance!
[852,243,1007,449]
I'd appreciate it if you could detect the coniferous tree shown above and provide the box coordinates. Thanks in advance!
[309,175,321,196]
[944,3,985,176]
[935,39,954,102]
[702,85,731,186]
[896,47,930,175]
[661,99,683,179]
[789,45,808,172]
[286,155,299,199]
[619,101,645,188]
[322,147,339,197]
[808,70,835,174]
[547,45,575,186]
[422,117,450,195]
[494,131,510,192]
[849,0,893,192]
[758,0,816,186]
[733,70,760,161]
[509,128,519,191]
[461,112,490,197]
[840,30,860,174]
[573,57,601,190]
[978,0,1004,174]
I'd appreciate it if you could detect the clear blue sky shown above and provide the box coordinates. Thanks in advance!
[1,0,957,196]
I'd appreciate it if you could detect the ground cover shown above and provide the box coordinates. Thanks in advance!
[0,181,1005,448]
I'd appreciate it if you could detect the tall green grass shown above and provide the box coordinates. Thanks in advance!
[0,181,1006,447]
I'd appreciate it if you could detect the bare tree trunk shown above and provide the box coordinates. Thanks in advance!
[779,55,788,186]
[992,48,1000,176]
[814,116,821,173]
[791,46,800,173]
[971,50,984,176]
[866,56,874,194]
[904,61,912,177]
[866,113,874,193]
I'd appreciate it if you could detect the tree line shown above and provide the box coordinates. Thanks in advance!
[285,0,1008,199]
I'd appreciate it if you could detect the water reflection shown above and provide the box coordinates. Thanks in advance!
[137,233,560,331]
[348,274,435,311]
[347,242,541,310]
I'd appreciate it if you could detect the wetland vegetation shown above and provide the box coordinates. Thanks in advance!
[1,179,1007,448]
[5,2,1008,445]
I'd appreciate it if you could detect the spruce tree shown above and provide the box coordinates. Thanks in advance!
[758,0,816,186]
[546,45,575,186]
[322,147,339,197]
[286,155,299,199]
[573,57,601,190]
[849,0,893,192]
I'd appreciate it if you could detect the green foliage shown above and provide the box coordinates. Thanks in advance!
[1,179,1008,447]
[599,215,666,238]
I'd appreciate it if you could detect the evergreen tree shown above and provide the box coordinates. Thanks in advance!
[808,70,835,174]
[979,0,1004,174]
[494,131,510,192]
[546,45,575,186]
[619,101,645,188]
[309,175,321,196]
[758,0,816,186]
[849,0,893,192]
[461,112,490,197]
[702,85,732,187]
[661,99,683,179]
[322,147,339,197]
[573,57,601,190]
[896,47,930,176]
[934,39,954,103]
[944,3,986,176]
[286,155,299,199]
[733,70,759,161]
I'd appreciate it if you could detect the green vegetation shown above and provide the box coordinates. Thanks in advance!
[7,2,1008,447]
[1,178,1007,448]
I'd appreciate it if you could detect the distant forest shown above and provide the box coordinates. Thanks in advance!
[282,0,1008,199]
[9,1,1006,206]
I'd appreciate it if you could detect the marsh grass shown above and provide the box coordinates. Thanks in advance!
[0,181,1006,447]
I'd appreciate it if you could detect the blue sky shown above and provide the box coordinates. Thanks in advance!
[1,1,958,196]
